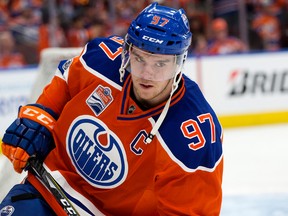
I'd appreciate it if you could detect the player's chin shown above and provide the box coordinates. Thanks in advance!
[135,89,155,101]
[136,91,152,99]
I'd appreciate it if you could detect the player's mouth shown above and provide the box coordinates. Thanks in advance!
[139,83,153,89]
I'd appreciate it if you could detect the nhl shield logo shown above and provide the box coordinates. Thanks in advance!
[62,58,73,70]
[0,205,15,216]
[87,85,113,116]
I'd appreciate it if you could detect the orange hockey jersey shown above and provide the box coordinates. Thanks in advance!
[27,36,223,215]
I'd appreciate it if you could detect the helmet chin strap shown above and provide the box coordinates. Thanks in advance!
[119,55,129,83]
[119,40,131,82]
[145,70,182,144]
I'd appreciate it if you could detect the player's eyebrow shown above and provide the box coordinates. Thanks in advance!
[132,49,173,63]
[156,58,172,63]
[131,50,143,59]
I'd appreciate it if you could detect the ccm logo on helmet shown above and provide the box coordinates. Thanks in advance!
[142,35,163,44]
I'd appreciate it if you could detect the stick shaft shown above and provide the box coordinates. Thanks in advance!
[28,158,80,216]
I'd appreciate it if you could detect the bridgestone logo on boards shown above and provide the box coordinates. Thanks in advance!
[229,70,288,96]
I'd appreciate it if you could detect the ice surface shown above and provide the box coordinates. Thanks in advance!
[222,194,288,216]
[221,123,288,215]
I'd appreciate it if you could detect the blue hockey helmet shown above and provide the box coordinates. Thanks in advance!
[126,2,192,55]
[119,3,192,82]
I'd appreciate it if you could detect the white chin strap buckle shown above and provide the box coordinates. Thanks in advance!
[145,133,154,144]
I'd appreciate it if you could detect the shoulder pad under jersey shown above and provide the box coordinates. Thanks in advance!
[158,75,223,172]
[81,36,127,85]
[58,36,128,86]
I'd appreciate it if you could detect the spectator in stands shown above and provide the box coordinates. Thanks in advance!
[67,14,90,47]
[251,2,281,51]
[0,3,10,31]
[207,17,248,55]
[9,6,41,64]
[87,19,106,40]
[0,31,26,68]
[188,15,209,55]
[38,6,67,54]
[112,0,147,37]
[192,34,209,56]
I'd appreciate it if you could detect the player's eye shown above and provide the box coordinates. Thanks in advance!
[155,62,166,67]
[135,56,144,63]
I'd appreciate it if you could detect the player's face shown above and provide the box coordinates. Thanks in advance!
[129,46,177,81]
[130,47,176,107]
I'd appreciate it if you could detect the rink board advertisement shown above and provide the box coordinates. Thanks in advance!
[0,67,37,137]
[199,52,288,114]
[193,52,288,127]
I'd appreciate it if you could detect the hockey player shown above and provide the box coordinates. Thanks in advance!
[0,2,223,215]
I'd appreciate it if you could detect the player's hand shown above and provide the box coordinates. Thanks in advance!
[1,104,57,173]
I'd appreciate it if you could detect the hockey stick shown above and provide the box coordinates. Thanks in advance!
[27,157,80,216]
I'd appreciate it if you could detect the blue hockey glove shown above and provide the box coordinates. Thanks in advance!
[1,104,57,173]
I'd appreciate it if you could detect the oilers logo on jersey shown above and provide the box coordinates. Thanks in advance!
[66,115,128,189]
[86,85,113,116]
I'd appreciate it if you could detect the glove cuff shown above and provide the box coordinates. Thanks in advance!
[18,105,57,132]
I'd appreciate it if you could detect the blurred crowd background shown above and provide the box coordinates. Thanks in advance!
[1,0,288,68]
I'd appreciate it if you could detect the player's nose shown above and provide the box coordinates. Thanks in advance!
[139,64,154,80]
